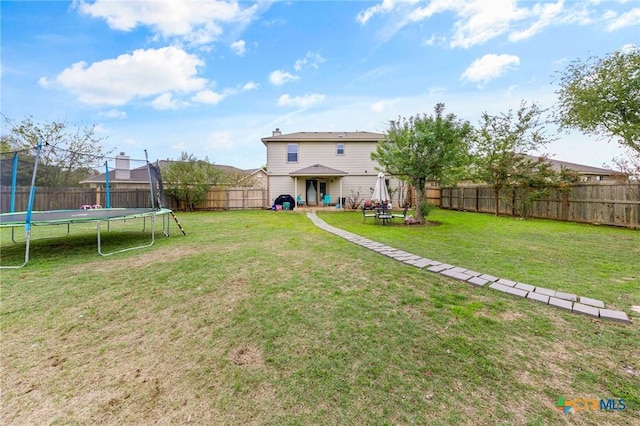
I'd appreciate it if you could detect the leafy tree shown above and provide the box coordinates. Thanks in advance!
[162,152,222,211]
[372,103,472,222]
[611,148,640,181]
[220,168,258,187]
[511,160,578,219]
[1,115,110,187]
[554,46,640,157]
[469,101,555,216]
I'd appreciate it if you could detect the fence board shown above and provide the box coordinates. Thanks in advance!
[1,186,267,213]
[441,183,640,228]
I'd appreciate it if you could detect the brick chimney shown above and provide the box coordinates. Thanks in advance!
[115,152,130,180]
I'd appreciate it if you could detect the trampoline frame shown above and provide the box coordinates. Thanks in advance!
[0,208,172,268]
[1,141,177,269]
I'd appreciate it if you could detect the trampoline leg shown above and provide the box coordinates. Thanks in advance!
[97,217,157,257]
[11,223,70,243]
[1,230,31,269]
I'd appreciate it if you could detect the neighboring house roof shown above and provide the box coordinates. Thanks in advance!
[289,164,348,177]
[261,130,384,144]
[80,159,260,185]
[79,167,150,185]
[522,155,627,177]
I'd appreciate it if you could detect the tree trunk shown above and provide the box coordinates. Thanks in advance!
[494,187,500,217]
[415,187,426,222]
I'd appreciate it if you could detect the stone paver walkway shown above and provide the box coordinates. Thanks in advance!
[306,212,631,324]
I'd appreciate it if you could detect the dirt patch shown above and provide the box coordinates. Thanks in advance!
[497,310,525,321]
[474,308,525,321]
[404,220,442,227]
[621,364,639,376]
[67,245,201,274]
[230,345,264,368]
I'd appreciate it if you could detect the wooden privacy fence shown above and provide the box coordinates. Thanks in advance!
[0,186,266,213]
[192,187,267,210]
[440,182,640,228]
[406,186,441,207]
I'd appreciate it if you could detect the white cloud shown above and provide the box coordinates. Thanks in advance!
[356,0,403,25]
[242,81,260,91]
[422,35,436,46]
[508,1,564,42]
[75,0,259,46]
[93,124,109,134]
[99,109,127,119]
[207,131,235,151]
[461,54,520,87]
[293,51,326,71]
[230,40,246,55]
[370,101,387,113]
[277,93,325,108]
[450,0,529,48]
[192,89,227,104]
[359,0,599,48]
[269,70,299,86]
[151,93,182,110]
[407,0,451,23]
[606,8,640,31]
[41,46,207,106]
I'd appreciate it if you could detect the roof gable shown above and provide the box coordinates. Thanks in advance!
[289,164,348,176]
[522,155,626,176]
[262,131,384,145]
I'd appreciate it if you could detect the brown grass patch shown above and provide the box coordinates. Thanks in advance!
[67,245,201,275]
[230,345,264,367]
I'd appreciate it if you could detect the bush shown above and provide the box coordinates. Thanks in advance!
[347,189,364,209]
[419,200,434,219]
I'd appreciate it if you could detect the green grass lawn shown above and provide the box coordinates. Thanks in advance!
[1,209,638,425]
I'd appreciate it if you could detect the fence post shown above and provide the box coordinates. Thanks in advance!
[475,187,479,212]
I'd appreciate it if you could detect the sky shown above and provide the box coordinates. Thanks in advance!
[1,0,639,170]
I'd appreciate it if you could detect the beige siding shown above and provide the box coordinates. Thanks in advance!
[267,141,379,176]
[266,137,406,206]
[268,175,404,207]
[268,176,295,205]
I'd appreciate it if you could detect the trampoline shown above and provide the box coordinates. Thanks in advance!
[0,208,173,267]
[1,140,181,268]
[0,207,171,226]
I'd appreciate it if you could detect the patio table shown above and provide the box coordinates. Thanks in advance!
[375,207,393,225]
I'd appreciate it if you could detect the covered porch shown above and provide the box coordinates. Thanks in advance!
[289,164,348,207]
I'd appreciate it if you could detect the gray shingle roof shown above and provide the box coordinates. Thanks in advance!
[80,159,258,184]
[262,131,384,145]
[522,155,626,176]
[289,164,348,176]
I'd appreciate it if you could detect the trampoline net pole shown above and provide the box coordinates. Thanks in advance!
[24,139,43,236]
[104,161,111,209]
[144,150,155,210]
[10,152,18,213]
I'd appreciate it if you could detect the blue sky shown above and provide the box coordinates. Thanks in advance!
[1,0,639,169]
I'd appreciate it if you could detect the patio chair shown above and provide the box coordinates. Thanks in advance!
[362,205,377,223]
[391,206,409,222]
[296,194,305,208]
[322,194,331,206]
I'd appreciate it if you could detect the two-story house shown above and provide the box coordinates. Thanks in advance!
[261,129,400,207]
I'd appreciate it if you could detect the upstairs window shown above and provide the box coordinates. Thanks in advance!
[287,143,298,162]
[336,143,345,155]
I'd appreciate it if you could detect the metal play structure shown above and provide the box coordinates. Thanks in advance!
[0,141,180,268]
